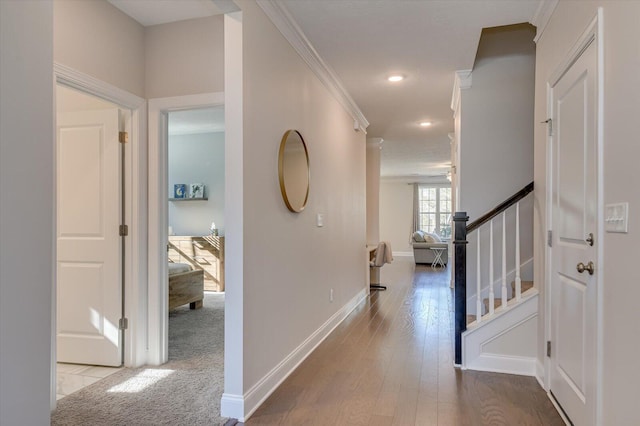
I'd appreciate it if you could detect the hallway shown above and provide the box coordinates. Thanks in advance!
[245,258,563,425]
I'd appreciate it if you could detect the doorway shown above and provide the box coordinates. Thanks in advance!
[166,106,225,351]
[147,92,225,365]
[55,84,129,398]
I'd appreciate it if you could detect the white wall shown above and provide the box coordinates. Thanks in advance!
[54,0,145,98]
[366,139,381,246]
[379,181,413,255]
[458,24,536,220]
[0,1,54,424]
[145,15,224,99]
[457,24,536,306]
[235,0,366,414]
[535,2,640,423]
[168,132,225,236]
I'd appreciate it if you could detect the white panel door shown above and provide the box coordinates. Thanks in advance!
[57,109,122,366]
[550,39,597,425]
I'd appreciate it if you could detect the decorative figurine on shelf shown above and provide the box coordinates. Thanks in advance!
[190,183,204,198]
[210,221,218,236]
[174,184,187,199]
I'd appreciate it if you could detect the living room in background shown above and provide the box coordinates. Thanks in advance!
[416,185,452,239]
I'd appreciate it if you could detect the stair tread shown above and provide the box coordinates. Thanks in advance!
[511,280,534,294]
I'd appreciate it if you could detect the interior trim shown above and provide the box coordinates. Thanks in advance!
[450,69,472,116]
[256,0,369,133]
[531,0,560,44]
[225,288,368,422]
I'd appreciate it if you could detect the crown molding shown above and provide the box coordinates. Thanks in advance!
[54,62,144,108]
[256,0,369,133]
[450,69,472,114]
[531,0,559,44]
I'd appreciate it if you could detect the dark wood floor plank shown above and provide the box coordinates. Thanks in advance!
[244,259,563,426]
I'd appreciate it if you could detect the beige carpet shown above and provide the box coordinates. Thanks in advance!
[52,292,226,426]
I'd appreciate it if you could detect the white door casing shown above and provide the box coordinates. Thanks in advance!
[548,22,599,426]
[147,92,224,365]
[57,109,123,367]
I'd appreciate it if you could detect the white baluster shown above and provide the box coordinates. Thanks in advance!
[476,233,482,322]
[489,220,494,315]
[502,212,507,309]
[515,202,522,301]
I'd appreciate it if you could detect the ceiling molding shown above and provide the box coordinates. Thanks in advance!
[531,0,559,44]
[256,0,370,132]
[54,62,144,109]
[450,69,472,114]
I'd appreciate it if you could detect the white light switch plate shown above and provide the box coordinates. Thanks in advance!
[316,213,324,227]
[605,202,628,233]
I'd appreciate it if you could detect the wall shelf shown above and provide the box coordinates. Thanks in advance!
[169,197,208,201]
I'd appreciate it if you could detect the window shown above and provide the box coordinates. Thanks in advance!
[418,186,452,239]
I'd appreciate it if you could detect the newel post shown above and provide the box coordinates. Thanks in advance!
[453,211,469,366]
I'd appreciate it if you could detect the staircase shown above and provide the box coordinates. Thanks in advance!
[480,280,534,318]
[454,182,538,376]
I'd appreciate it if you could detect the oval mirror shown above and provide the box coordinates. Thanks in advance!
[278,130,310,213]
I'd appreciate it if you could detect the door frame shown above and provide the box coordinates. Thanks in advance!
[52,63,146,407]
[544,8,604,425]
[147,92,225,365]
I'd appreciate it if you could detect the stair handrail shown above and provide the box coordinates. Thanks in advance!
[453,180,534,365]
[466,181,534,233]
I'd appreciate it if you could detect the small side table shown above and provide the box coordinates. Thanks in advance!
[430,247,446,269]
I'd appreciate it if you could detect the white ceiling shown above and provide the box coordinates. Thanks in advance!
[106,0,541,179]
[107,0,225,26]
[281,0,541,179]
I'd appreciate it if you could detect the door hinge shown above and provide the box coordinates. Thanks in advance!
[119,224,129,236]
[547,341,552,357]
[119,131,129,143]
[119,318,128,330]
[542,118,553,136]
[547,230,553,247]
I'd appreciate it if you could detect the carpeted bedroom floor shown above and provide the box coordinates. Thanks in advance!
[51,292,226,426]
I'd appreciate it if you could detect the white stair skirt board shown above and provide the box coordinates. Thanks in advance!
[220,288,367,422]
[462,290,538,376]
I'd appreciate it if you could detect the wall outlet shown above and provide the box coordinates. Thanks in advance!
[330,288,334,302]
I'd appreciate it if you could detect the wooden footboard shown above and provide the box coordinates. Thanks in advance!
[169,269,204,310]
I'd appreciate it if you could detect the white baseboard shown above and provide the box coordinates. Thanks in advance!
[222,288,367,422]
[220,393,244,421]
[466,353,537,376]
[536,359,545,389]
[393,251,413,258]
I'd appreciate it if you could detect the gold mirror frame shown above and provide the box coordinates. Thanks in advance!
[278,130,310,213]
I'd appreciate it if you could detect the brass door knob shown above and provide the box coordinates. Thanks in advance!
[577,261,595,275]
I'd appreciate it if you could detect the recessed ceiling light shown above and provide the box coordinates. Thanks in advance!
[420,121,432,127]
[388,75,404,82]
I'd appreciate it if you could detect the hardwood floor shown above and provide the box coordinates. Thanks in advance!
[244,258,563,425]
